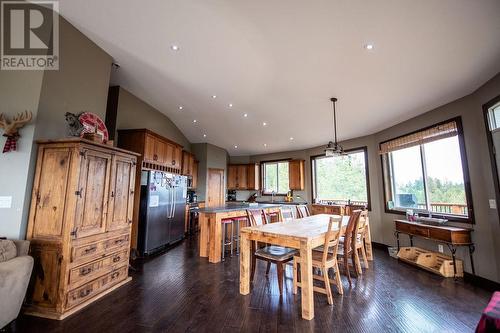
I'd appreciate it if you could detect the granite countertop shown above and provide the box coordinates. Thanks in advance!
[198,203,283,213]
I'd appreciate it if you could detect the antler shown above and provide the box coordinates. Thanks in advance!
[0,113,6,130]
[11,110,32,130]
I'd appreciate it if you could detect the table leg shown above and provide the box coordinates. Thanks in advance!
[394,231,400,251]
[199,213,209,257]
[300,241,314,320]
[240,233,251,295]
[409,235,414,247]
[446,244,458,279]
[209,215,223,263]
[469,244,476,276]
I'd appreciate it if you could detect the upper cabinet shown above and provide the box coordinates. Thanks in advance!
[181,150,199,189]
[289,159,305,190]
[117,129,183,171]
[227,163,259,190]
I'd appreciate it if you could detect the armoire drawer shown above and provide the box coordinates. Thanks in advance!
[71,233,129,263]
[66,265,128,309]
[68,250,129,287]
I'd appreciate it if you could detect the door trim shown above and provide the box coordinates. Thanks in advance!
[482,94,500,223]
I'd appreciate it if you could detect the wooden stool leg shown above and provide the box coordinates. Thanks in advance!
[277,263,284,295]
[334,263,343,295]
[293,260,298,294]
[344,255,352,286]
[361,245,369,269]
[322,267,333,305]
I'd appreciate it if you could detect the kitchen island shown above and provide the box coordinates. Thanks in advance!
[199,204,282,263]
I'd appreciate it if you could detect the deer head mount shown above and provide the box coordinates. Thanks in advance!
[0,110,33,153]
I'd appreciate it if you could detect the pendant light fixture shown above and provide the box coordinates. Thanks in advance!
[325,97,345,156]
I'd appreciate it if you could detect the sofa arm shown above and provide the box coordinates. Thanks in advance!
[0,256,34,329]
[12,240,30,256]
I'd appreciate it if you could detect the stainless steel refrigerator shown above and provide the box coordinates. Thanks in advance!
[138,170,187,256]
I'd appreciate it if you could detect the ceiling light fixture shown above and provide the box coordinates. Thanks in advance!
[212,95,217,99]
[262,122,267,126]
[234,145,238,149]
[193,119,197,123]
[171,45,180,51]
[325,97,345,156]
[364,43,374,50]
[289,137,294,141]
[178,106,183,110]
[243,113,248,118]
[228,103,233,108]
[263,143,267,147]
[203,134,207,138]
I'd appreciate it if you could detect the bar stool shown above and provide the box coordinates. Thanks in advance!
[221,218,234,261]
[233,217,248,255]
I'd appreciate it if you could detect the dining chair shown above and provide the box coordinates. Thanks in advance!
[354,210,369,271]
[293,216,344,304]
[337,210,362,285]
[246,209,297,295]
[296,205,310,218]
[278,206,295,222]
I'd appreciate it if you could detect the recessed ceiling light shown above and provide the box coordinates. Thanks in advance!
[262,122,267,126]
[203,134,207,138]
[212,95,217,99]
[263,143,267,147]
[234,145,238,149]
[171,45,180,51]
[178,106,183,110]
[289,137,294,141]
[193,119,197,123]
[364,43,374,50]
[243,113,248,118]
[228,103,233,108]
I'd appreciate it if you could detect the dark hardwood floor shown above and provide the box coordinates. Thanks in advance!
[9,236,491,333]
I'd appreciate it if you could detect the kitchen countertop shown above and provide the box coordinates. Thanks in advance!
[198,203,282,213]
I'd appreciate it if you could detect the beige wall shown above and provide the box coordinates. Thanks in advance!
[191,143,229,202]
[115,87,191,151]
[233,73,500,283]
[0,14,113,239]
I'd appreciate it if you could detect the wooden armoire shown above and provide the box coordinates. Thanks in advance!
[24,138,138,320]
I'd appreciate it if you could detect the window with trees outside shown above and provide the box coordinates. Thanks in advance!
[262,160,289,195]
[380,118,473,222]
[312,147,370,208]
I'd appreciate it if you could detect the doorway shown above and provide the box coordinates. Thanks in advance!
[207,168,225,207]
[483,94,500,220]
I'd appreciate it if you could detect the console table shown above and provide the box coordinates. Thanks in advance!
[394,219,475,277]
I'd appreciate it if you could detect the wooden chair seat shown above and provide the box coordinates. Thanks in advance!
[255,245,297,262]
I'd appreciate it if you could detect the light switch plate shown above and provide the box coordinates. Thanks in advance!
[0,196,12,208]
[489,199,497,209]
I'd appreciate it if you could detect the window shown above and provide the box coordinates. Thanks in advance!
[312,147,370,208]
[381,118,473,222]
[262,160,289,194]
[487,102,500,130]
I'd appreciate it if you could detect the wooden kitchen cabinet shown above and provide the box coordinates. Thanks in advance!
[192,160,199,188]
[227,163,259,190]
[182,150,194,176]
[246,163,259,190]
[25,138,138,320]
[289,159,305,190]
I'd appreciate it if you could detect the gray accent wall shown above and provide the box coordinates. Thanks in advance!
[114,87,191,151]
[0,14,113,239]
[191,143,229,202]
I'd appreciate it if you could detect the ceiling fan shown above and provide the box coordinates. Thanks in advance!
[325,97,346,157]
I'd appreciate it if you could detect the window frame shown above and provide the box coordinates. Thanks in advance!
[380,116,475,224]
[260,158,291,196]
[311,146,371,211]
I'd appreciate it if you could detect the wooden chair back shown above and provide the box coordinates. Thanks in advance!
[343,210,362,254]
[322,216,343,264]
[246,209,268,227]
[296,205,310,218]
[279,206,295,222]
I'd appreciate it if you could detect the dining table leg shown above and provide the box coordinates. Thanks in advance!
[300,241,314,320]
[240,232,251,295]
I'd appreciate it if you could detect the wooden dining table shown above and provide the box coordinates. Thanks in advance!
[239,214,373,320]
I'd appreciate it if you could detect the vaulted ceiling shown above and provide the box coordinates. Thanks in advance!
[59,0,500,156]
